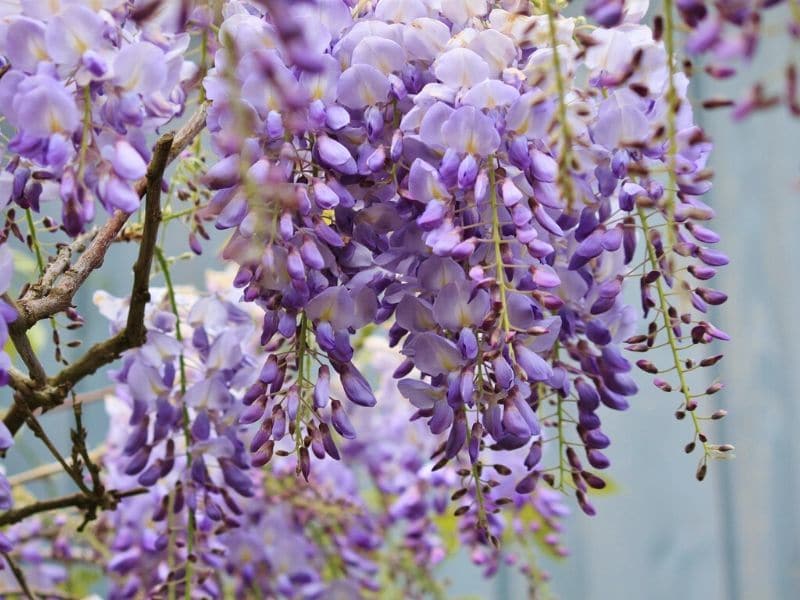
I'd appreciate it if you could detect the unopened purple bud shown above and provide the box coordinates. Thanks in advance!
[611,150,629,178]
[577,489,597,516]
[584,429,610,449]
[331,400,357,439]
[515,471,539,494]
[340,364,377,407]
[502,397,532,438]
[390,130,403,162]
[474,170,489,204]
[458,154,478,189]
[125,447,151,476]
[221,460,253,497]
[271,407,286,440]
[313,181,339,209]
[286,386,300,421]
[317,136,357,175]
[259,356,279,384]
[586,449,610,470]
[501,179,523,208]
[313,365,331,409]
[458,327,478,360]
[300,236,325,270]
[530,149,557,182]
[688,264,717,280]
[321,426,340,460]
[524,441,543,470]
[468,422,482,464]
[287,248,305,281]
[310,427,325,459]
[619,182,645,211]
[239,402,265,425]
[138,462,162,487]
[530,264,560,288]
[514,344,553,381]
[366,145,386,172]
[192,411,211,441]
[686,222,720,244]
[508,137,531,169]
[365,106,384,140]
[493,356,514,390]
[417,200,446,231]
[278,213,293,241]
[444,412,467,459]
[696,247,729,266]
[576,379,600,411]
[695,287,727,305]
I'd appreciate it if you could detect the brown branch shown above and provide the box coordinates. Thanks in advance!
[1,295,46,384]
[3,115,193,436]
[9,104,207,332]
[1,552,36,600]
[33,229,98,298]
[0,488,146,528]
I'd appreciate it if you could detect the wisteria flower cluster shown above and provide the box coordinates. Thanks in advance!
[201,0,728,531]
[91,275,566,598]
[0,0,194,234]
[0,0,775,595]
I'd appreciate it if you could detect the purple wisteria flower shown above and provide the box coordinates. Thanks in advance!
[0,1,195,235]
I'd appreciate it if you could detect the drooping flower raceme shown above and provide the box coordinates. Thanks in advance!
[200,0,729,533]
[94,274,567,597]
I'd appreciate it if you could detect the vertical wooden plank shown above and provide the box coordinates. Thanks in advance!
[700,59,800,600]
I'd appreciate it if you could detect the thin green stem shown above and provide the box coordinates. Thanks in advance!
[662,0,680,245]
[24,209,45,276]
[488,156,511,334]
[154,248,195,600]
[637,207,708,457]
[543,0,576,211]
[77,86,92,181]
[294,313,309,450]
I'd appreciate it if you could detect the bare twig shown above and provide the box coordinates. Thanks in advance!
[1,552,36,600]
[9,104,207,332]
[0,488,146,528]
[3,117,195,435]
[33,229,98,297]
[0,589,77,600]
[7,446,105,488]
[1,294,46,384]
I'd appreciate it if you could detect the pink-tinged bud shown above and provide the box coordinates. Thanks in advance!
[313,180,339,209]
[474,170,489,204]
[653,378,672,392]
[501,179,523,207]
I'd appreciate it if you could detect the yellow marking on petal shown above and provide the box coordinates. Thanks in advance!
[361,87,376,106]
[466,135,478,155]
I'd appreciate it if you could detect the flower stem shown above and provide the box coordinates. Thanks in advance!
[637,207,708,457]
[662,0,680,245]
[543,0,576,211]
[488,155,511,334]
[154,247,195,599]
